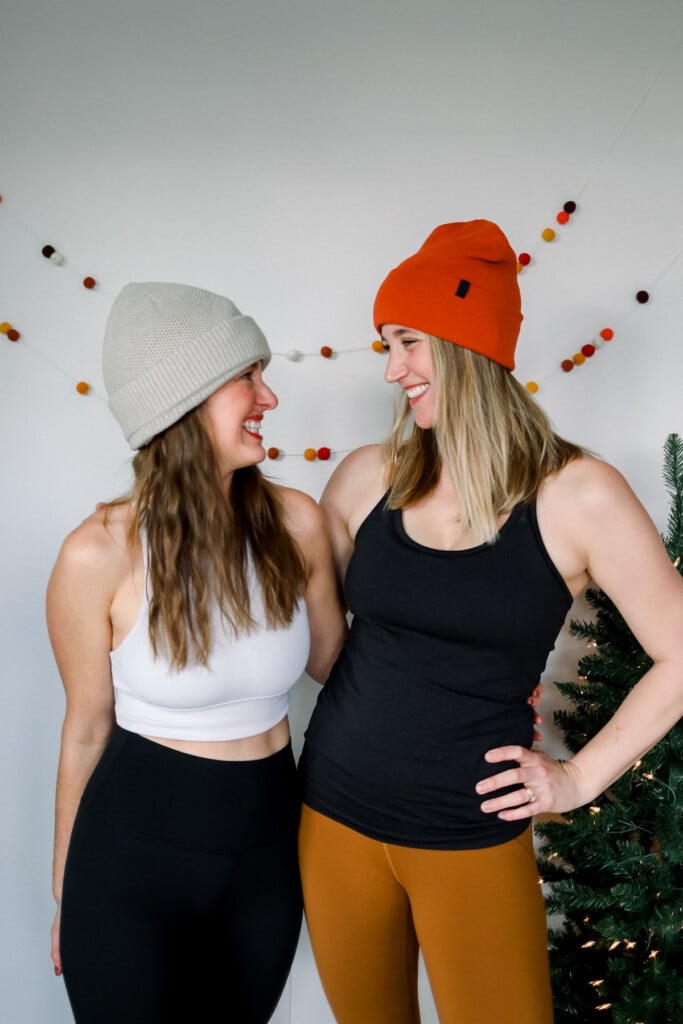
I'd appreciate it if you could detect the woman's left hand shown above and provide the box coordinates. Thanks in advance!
[475,745,582,820]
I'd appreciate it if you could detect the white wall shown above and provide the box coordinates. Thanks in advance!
[1,1,682,1021]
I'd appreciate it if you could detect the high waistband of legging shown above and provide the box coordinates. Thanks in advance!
[79,725,301,853]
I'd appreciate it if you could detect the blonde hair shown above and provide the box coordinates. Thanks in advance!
[383,336,584,543]
[108,405,306,670]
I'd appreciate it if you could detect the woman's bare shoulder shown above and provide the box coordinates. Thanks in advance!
[546,454,637,511]
[322,444,386,505]
[275,485,324,535]
[53,502,133,582]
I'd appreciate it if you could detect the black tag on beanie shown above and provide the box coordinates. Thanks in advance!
[455,279,470,298]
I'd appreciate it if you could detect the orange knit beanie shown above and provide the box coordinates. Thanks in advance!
[373,220,522,370]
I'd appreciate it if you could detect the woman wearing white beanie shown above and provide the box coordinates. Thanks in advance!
[47,282,346,1023]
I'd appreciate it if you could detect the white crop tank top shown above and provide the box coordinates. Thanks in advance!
[110,542,310,741]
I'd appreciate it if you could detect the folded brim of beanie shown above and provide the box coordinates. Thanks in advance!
[373,264,521,371]
[109,315,271,449]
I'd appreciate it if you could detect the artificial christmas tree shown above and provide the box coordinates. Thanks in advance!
[536,433,683,1024]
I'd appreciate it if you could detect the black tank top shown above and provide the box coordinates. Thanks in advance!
[302,494,572,849]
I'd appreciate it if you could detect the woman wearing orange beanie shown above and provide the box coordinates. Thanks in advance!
[298,220,683,1023]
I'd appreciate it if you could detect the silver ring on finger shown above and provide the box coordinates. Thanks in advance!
[525,787,537,804]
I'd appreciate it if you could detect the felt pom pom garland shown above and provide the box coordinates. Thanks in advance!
[2,104,682,453]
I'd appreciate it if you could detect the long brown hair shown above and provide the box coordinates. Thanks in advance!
[110,405,306,669]
[383,336,584,543]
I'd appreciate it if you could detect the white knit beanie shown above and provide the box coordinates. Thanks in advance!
[102,282,272,449]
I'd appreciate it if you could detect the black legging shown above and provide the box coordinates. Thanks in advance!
[60,726,303,1024]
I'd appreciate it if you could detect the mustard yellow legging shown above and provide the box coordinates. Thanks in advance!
[299,805,554,1024]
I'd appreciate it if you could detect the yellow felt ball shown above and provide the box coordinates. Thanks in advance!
[304,448,317,461]
[0,322,11,335]
[76,381,90,394]
[525,381,539,394]
[541,228,556,242]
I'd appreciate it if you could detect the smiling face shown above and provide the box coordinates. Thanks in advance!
[382,324,436,429]
[201,361,278,481]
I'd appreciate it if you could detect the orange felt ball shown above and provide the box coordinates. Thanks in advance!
[304,448,317,461]
[541,228,556,242]
[7,328,20,341]
[75,381,90,394]
[82,276,96,289]
[525,381,539,394]
[561,359,574,373]
[320,346,333,358]
[572,353,586,366]
[267,447,280,460]
[600,328,614,341]
[372,340,385,353]
[0,322,11,334]
[556,211,570,225]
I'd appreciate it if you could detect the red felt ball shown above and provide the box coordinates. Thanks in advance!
[267,447,280,460]
[42,244,55,258]
[600,328,614,341]
[7,328,20,341]
[581,344,596,357]
[563,201,577,214]
[317,447,331,461]
[82,276,96,289]
[561,359,574,373]
[518,252,531,266]
[320,346,333,358]
[636,290,649,304]
[556,211,570,224]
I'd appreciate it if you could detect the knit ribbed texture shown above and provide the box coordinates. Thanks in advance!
[102,283,271,448]
[373,220,522,370]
